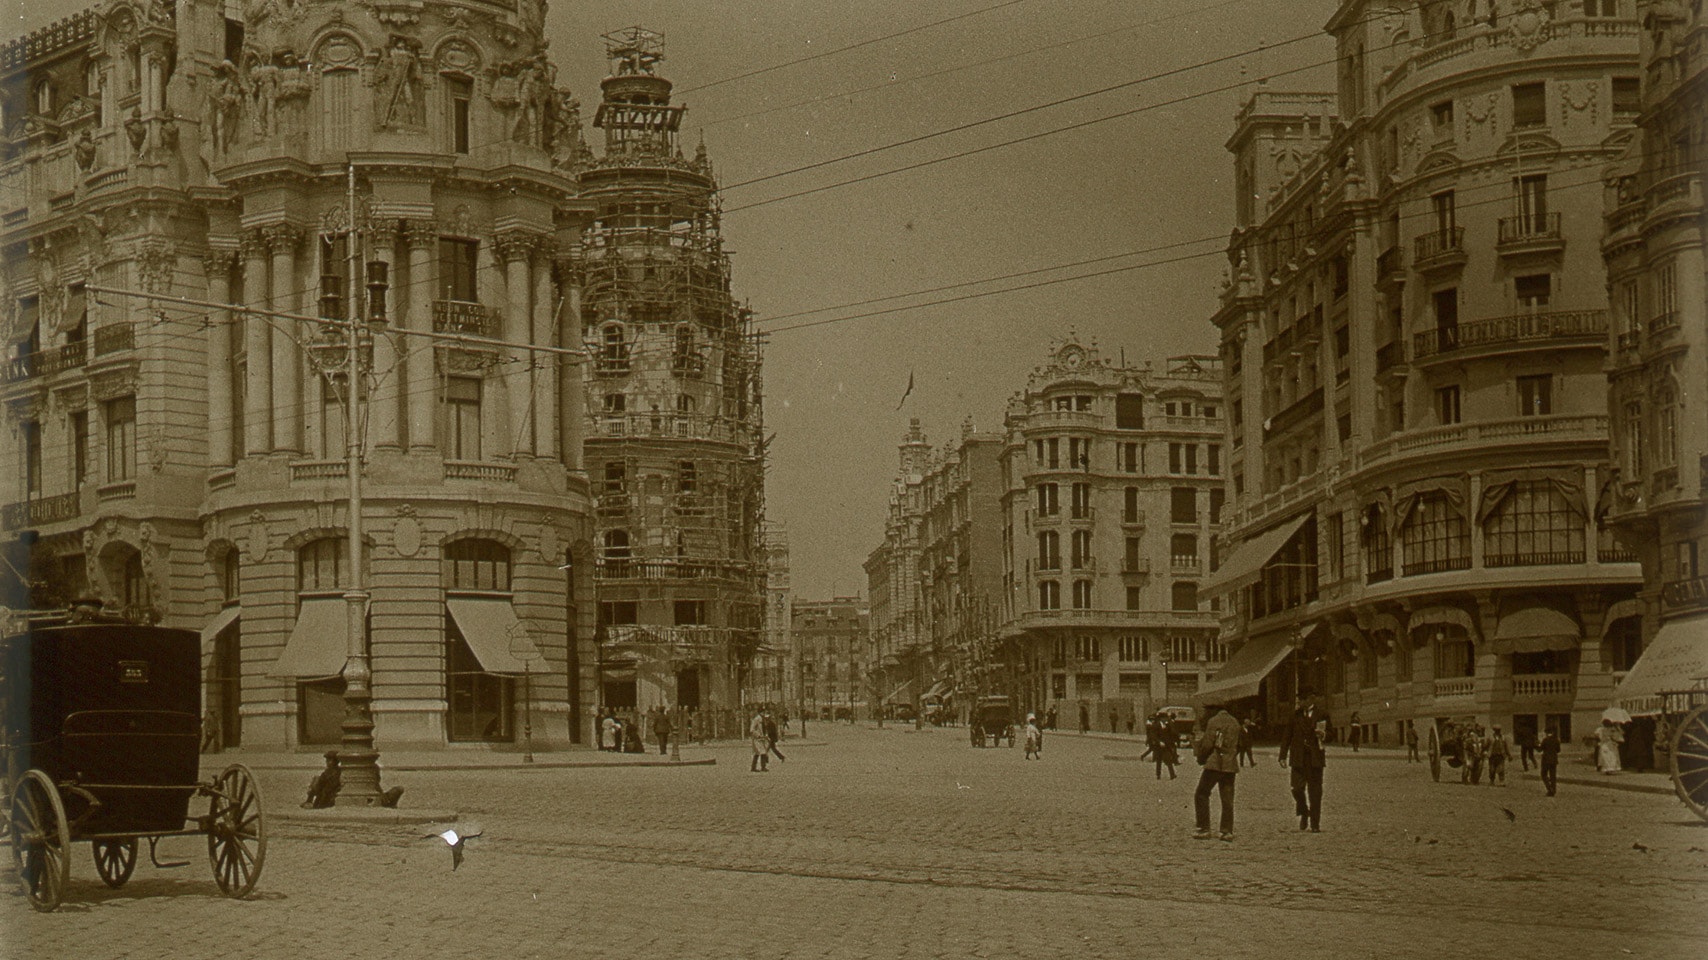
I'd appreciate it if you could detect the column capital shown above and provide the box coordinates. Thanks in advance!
[259,222,306,254]
[494,231,545,263]
[239,228,271,261]
[203,247,239,276]
[401,219,438,251]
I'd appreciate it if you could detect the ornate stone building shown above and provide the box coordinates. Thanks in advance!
[1203,1,1644,744]
[575,29,766,714]
[865,419,929,713]
[1,0,599,750]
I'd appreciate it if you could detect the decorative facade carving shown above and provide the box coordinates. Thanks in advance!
[134,238,175,294]
[371,35,426,129]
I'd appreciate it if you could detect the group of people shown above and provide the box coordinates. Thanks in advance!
[1190,695,1328,841]
[749,707,788,772]
[1453,722,1563,795]
[596,707,677,756]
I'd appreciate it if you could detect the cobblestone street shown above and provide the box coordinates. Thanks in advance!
[5,725,1706,960]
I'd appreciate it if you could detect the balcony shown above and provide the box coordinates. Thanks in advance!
[1401,556,1472,577]
[1120,558,1151,575]
[93,324,134,356]
[1511,674,1574,698]
[1411,310,1608,361]
[2,342,88,384]
[445,461,519,483]
[1375,340,1405,374]
[289,460,348,481]
[1648,311,1680,336]
[1662,574,1708,613]
[432,299,498,337]
[1263,387,1324,440]
[594,557,752,582]
[1486,550,1585,568]
[0,490,81,531]
[1354,414,1608,474]
[1024,409,1102,431]
[1376,245,1404,284]
[1615,330,1642,355]
[587,412,754,444]
[1412,227,1466,272]
[1170,555,1201,574]
[1432,677,1474,699]
[1495,212,1564,256]
[671,352,706,377]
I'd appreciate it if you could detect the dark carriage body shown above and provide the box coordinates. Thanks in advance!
[2,622,202,836]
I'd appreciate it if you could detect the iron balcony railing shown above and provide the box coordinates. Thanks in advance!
[1497,212,1562,244]
[0,490,81,531]
[93,324,134,356]
[1412,310,1607,360]
[1413,227,1465,264]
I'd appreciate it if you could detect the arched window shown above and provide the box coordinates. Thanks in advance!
[1036,530,1059,570]
[322,69,357,151]
[1037,579,1060,610]
[219,550,240,602]
[121,549,145,612]
[1432,625,1474,678]
[442,539,511,592]
[1071,579,1093,609]
[33,79,54,116]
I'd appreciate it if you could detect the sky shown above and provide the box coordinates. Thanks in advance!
[11,0,1342,599]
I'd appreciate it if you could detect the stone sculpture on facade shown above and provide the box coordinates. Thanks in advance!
[206,59,242,155]
[373,35,425,128]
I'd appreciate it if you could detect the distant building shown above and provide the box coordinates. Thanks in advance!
[865,421,929,711]
[791,597,869,720]
[753,520,793,706]
[1202,1,1643,744]
[997,340,1227,726]
[917,419,1005,721]
[1601,0,1707,717]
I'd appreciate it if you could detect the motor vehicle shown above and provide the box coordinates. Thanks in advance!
[1159,705,1197,745]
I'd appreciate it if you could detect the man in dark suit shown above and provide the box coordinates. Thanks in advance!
[1278,693,1327,832]
[1538,726,1562,796]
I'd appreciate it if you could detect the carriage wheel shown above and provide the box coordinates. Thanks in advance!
[206,764,266,898]
[1670,704,1708,822]
[1427,726,1442,783]
[9,770,71,912]
[92,839,138,888]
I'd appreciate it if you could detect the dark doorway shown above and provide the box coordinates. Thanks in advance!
[299,678,345,745]
[676,667,702,709]
[213,619,242,748]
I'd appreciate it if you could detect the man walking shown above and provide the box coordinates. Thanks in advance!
[653,707,673,756]
[749,708,770,773]
[1406,722,1420,763]
[1236,714,1257,768]
[764,709,787,763]
[1520,725,1537,771]
[1278,694,1327,832]
[1539,726,1561,796]
[1079,702,1090,735]
[1193,701,1243,841]
[1487,726,1510,786]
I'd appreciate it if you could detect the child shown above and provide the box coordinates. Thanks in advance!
[1024,714,1043,760]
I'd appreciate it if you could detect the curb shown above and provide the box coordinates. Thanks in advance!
[273,807,462,827]
[211,756,720,772]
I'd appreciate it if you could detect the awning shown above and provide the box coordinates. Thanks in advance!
[922,680,951,701]
[200,603,241,643]
[1616,613,1708,716]
[1490,599,1580,655]
[1200,514,1311,599]
[268,598,353,679]
[446,597,539,675]
[1195,634,1294,703]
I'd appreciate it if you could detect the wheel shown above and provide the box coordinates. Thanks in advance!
[92,838,138,888]
[1671,704,1708,822]
[206,764,266,898]
[1428,725,1441,783]
[9,770,71,912]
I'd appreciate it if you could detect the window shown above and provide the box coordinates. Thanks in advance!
[70,411,88,487]
[1071,482,1091,519]
[1436,385,1461,425]
[1124,536,1142,572]
[1069,437,1090,469]
[1125,585,1143,610]
[1359,646,1379,687]
[1116,393,1144,429]
[1037,531,1060,570]
[1606,616,1641,672]
[443,376,482,459]
[1070,529,1092,569]
[1185,444,1198,475]
[601,530,632,576]
[1431,99,1454,131]
[1047,438,1060,468]
[1399,492,1470,576]
[601,325,630,370]
[602,393,626,416]
[1072,580,1093,609]
[1171,582,1198,612]
[1678,541,1700,580]
[1038,580,1060,610]
[446,76,472,153]
[674,600,706,625]
[446,618,514,743]
[1654,259,1678,324]
[443,539,512,591]
[1124,487,1140,523]
[1517,375,1552,417]
[1512,82,1546,128]
[1364,504,1392,582]
[1431,190,1456,235]
[602,460,626,494]
[1170,532,1199,565]
[1119,636,1147,661]
[1584,0,1618,16]
[438,238,479,302]
[1516,274,1551,310]
[323,69,356,151]
[297,537,345,594]
[1612,76,1640,116]
[1170,635,1198,661]
[1433,627,1474,678]
[1169,443,1183,474]
[1657,389,1678,467]
[1208,444,1221,476]
[1170,487,1196,524]
[1516,174,1548,233]
[1209,488,1225,524]
[599,600,638,625]
[1433,288,1459,338]
[677,461,697,493]
[1325,511,1345,581]
[1121,442,1138,473]
[1484,480,1586,566]
[1623,401,1645,475]
[21,420,41,494]
[1618,280,1641,334]
[104,396,135,481]
[1036,482,1059,516]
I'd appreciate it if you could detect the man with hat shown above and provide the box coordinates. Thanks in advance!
[1193,699,1243,841]
[1278,692,1328,832]
[302,751,342,809]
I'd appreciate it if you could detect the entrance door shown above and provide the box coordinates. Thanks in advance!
[213,621,242,748]
[675,667,702,710]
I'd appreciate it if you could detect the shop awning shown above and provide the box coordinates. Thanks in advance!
[922,680,951,701]
[268,599,353,679]
[1490,599,1580,655]
[446,597,539,675]
[1200,515,1311,599]
[1616,613,1708,716]
[1196,634,1294,703]
[200,603,241,643]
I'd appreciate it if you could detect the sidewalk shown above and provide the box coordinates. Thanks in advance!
[199,734,831,772]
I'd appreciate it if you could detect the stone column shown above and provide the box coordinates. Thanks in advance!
[531,242,557,461]
[203,249,238,467]
[368,229,401,451]
[240,229,272,456]
[557,260,584,471]
[264,223,303,454]
[497,232,538,458]
[402,221,438,451]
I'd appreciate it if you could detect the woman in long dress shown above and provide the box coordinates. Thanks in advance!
[1596,719,1625,774]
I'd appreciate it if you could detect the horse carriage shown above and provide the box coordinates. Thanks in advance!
[2,606,267,911]
[1661,687,1708,822]
[1423,716,1477,781]
[970,696,1015,748]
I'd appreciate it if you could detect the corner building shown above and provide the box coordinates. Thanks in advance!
[1203,2,1644,743]
[1,0,597,749]
[575,30,766,715]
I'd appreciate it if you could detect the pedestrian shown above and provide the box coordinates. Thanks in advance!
[653,707,673,756]
[749,708,770,772]
[300,751,341,809]
[600,711,618,752]
[1519,726,1536,771]
[1349,711,1362,752]
[1596,719,1624,774]
[1487,726,1510,785]
[1278,694,1326,832]
[1236,714,1256,768]
[1156,714,1179,780]
[1079,702,1090,734]
[201,706,222,753]
[1110,706,1119,733]
[1024,713,1043,760]
[1193,700,1242,841]
[612,716,626,754]
[1406,722,1420,763]
[1539,726,1561,796]
[1044,706,1057,731]
[764,709,787,763]
[1125,715,1135,734]
[1462,725,1486,785]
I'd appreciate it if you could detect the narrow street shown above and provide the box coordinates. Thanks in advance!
[5,726,1705,959]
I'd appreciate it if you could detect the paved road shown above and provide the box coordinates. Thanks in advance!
[5,724,1706,959]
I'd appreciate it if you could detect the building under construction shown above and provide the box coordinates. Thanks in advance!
[571,28,766,712]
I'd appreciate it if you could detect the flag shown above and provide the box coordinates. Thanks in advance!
[896,370,914,410]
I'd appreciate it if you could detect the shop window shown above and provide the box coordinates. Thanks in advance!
[446,615,513,742]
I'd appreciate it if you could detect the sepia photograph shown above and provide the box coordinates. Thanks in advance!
[0,0,1703,956]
